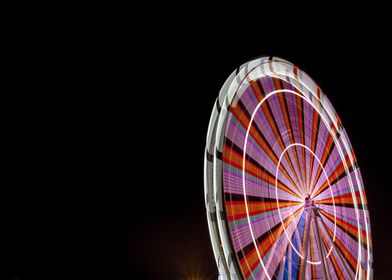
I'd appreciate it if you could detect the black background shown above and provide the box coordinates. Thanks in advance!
[4,12,392,280]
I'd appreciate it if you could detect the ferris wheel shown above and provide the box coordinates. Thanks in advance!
[204,57,373,280]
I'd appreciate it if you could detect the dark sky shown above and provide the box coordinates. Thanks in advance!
[4,14,392,280]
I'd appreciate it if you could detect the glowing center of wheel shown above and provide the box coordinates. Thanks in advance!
[304,194,315,211]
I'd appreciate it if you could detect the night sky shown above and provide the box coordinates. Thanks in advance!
[4,14,392,279]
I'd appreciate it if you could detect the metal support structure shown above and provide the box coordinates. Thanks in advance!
[300,210,312,280]
[301,195,331,280]
[317,211,354,280]
[313,210,331,280]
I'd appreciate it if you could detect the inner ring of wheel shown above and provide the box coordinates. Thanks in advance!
[275,143,337,264]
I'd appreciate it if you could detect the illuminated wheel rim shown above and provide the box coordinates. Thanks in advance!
[204,57,373,279]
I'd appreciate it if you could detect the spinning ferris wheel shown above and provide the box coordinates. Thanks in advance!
[204,57,373,279]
